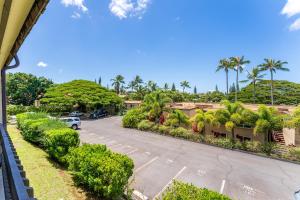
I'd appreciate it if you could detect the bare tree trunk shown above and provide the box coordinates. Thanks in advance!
[226,70,229,96]
[235,68,238,102]
[270,70,274,105]
[253,81,256,104]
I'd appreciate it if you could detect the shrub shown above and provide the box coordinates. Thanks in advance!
[137,120,154,131]
[287,148,300,161]
[169,127,199,141]
[122,108,146,128]
[7,104,28,115]
[158,125,171,135]
[161,181,231,200]
[16,112,48,128]
[44,128,80,164]
[260,142,278,156]
[211,138,235,149]
[67,144,134,199]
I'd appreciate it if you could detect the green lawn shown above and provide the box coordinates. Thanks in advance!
[8,125,87,200]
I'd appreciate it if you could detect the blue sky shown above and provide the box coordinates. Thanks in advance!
[12,0,300,92]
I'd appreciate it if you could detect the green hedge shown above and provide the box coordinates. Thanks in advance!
[16,112,79,162]
[44,128,80,163]
[162,181,231,200]
[67,144,134,199]
[122,108,146,128]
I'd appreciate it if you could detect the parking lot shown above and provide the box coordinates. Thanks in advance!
[79,117,300,200]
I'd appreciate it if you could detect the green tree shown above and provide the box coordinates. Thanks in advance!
[6,72,53,106]
[40,80,122,113]
[142,91,172,123]
[219,100,245,141]
[98,77,102,86]
[216,58,233,95]
[111,75,125,94]
[259,59,289,105]
[254,105,283,143]
[230,56,250,102]
[164,83,169,90]
[132,75,143,91]
[171,83,176,91]
[165,109,190,128]
[240,67,265,104]
[190,109,220,133]
[193,86,197,94]
[180,81,190,93]
[147,80,158,92]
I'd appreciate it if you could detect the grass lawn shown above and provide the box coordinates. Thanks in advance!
[7,125,87,200]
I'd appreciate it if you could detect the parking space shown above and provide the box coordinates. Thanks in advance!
[79,117,300,200]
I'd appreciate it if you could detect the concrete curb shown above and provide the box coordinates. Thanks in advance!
[131,128,300,166]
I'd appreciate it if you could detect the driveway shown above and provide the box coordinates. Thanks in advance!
[79,117,300,200]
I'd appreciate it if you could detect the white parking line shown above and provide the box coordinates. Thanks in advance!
[135,157,159,173]
[109,143,122,148]
[133,190,149,200]
[220,180,226,194]
[145,152,151,156]
[153,166,187,199]
[126,149,138,155]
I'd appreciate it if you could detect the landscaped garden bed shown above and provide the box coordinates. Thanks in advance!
[122,91,300,163]
[15,112,134,199]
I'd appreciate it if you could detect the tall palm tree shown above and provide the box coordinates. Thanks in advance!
[240,67,265,104]
[180,81,190,93]
[259,59,289,105]
[133,75,143,89]
[230,56,250,102]
[111,75,125,94]
[147,80,158,92]
[216,58,233,95]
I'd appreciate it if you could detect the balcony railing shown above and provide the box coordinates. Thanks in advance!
[0,124,34,200]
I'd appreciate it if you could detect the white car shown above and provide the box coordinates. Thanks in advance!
[60,117,81,130]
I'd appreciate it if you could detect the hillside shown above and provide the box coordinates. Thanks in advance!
[229,80,300,105]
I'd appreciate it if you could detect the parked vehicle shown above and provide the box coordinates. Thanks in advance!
[89,108,108,119]
[60,117,81,130]
[69,111,84,117]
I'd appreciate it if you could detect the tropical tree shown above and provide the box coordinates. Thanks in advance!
[165,109,190,128]
[218,100,245,141]
[142,91,172,123]
[171,83,176,91]
[254,105,283,143]
[259,59,289,105]
[240,67,265,103]
[164,83,169,90]
[147,80,158,92]
[111,75,125,94]
[216,58,233,95]
[133,75,143,91]
[6,72,53,105]
[180,81,191,93]
[190,109,220,133]
[230,56,250,102]
[193,86,197,94]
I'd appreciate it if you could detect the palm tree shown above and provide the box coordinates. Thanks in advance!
[240,67,265,104]
[142,91,172,123]
[165,109,190,128]
[216,58,233,95]
[147,80,158,92]
[111,75,125,94]
[133,75,143,89]
[180,81,190,93]
[230,56,250,102]
[190,109,220,133]
[259,59,289,105]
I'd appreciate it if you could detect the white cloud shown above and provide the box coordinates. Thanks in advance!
[282,0,300,17]
[61,0,88,12]
[71,12,81,19]
[109,0,150,19]
[289,17,300,31]
[37,61,48,68]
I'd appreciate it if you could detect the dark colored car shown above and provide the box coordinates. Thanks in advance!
[89,109,108,119]
[69,111,84,117]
